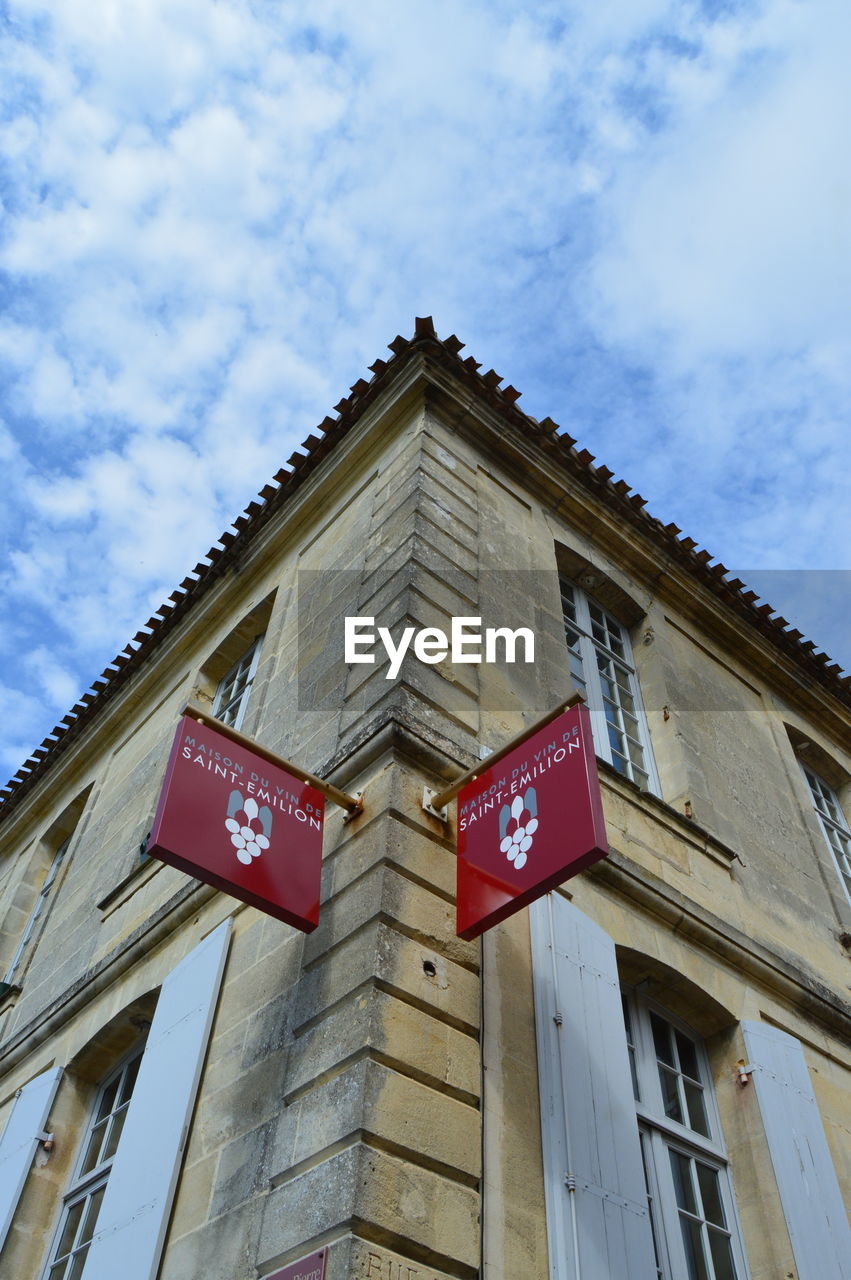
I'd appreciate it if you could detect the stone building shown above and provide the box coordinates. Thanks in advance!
[0,318,849,1280]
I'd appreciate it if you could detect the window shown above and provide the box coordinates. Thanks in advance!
[4,835,71,987]
[30,923,230,1280]
[560,577,658,791]
[623,993,747,1280]
[42,1042,145,1280]
[801,764,851,903]
[531,895,751,1280]
[212,633,264,730]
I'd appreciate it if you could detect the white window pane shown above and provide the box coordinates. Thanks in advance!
[651,1012,674,1065]
[684,1082,710,1137]
[562,576,656,789]
[42,1046,144,1280]
[632,1003,745,1280]
[5,837,72,984]
[622,996,641,1102]
[52,1199,85,1266]
[669,1150,739,1280]
[213,635,264,729]
[674,1031,700,1079]
[660,1067,685,1124]
[78,1185,106,1249]
[80,921,231,1280]
[696,1163,726,1228]
[639,1133,666,1280]
[707,1229,737,1280]
[679,1214,710,1280]
[801,763,851,904]
[670,1148,698,1214]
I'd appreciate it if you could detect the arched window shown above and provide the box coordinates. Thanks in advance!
[0,924,230,1280]
[560,575,659,793]
[41,1039,146,1280]
[622,992,748,1280]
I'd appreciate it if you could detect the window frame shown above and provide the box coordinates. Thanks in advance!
[40,1039,146,1280]
[800,762,851,905]
[623,991,749,1280]
[212,633,264,731]
[560,576,660,794]
[4,834,72,987]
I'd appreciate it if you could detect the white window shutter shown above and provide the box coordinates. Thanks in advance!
[0,1065,62,1254]
[530,895,656,1280]
[82,919,232,1280]
[741,1020,851,1280]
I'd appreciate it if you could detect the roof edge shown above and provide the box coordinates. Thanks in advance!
[2,317,847,819]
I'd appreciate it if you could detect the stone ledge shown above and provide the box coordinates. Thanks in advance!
[588,847,851,1040]
[96,852,164,917]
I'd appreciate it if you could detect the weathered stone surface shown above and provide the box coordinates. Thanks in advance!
[305,861,477,972]
[268,1056,479,1184]
[290,920,480,1044]
[285,986,480,1105]
[1,345,849,1280]
[259,1143,480,1274]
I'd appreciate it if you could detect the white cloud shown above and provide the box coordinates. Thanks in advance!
[0,0,849,770]
[589,21,851,359]
[25,646,80,707]
[568,0,850,594]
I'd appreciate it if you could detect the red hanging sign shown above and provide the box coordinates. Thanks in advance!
[456,703,607,938]
[149,715,324,931]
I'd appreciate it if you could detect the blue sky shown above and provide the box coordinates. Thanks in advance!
[1,0,849,776]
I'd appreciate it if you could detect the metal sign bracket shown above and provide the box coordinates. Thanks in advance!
[421,787,448,823]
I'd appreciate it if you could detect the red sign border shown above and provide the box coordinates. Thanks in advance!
[456,703,608,939]
[148,715,324,932]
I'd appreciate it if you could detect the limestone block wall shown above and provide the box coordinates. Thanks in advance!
[0,357,848,1280]
[155,401,490,1279]
[0,390,492,1280]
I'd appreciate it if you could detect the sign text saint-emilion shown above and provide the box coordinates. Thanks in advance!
[149,714,325,931]
[455,702,608,938]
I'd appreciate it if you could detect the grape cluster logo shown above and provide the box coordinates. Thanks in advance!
[499,789,538,870]
[225,791,273,865]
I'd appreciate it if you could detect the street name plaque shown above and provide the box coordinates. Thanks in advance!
[264,1248,327,1280]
